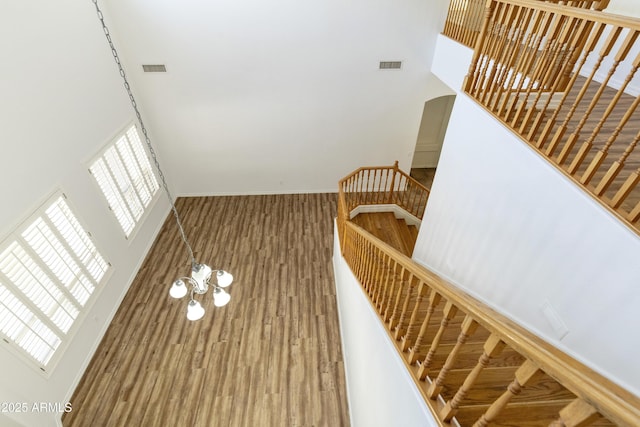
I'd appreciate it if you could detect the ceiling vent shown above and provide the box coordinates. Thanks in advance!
[142,64,167,73]
[379,61,402,69]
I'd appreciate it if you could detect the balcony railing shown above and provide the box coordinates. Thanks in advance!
[444,0,640,234]
[337,165,640,426]
[444,0,609,49]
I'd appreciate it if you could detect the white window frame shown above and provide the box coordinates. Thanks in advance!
[89,122,160,240]
[0,192,110,375]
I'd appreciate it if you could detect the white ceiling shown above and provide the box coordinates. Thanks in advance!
[101,0,450,195]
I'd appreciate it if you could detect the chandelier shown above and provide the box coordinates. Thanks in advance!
[92,0,234,320]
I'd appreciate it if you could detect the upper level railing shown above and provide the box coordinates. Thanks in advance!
[338,165,640,426]
[444,0,609,49]
[445,0,640,233]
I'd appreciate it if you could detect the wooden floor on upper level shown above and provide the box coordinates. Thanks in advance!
[63,194,349,427]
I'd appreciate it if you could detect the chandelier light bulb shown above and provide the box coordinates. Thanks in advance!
[216,270,233,288]
[186,300,205,321]
[169,279,188,299]
[213,288,231,307]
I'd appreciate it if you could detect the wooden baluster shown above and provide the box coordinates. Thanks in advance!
[549,398,600,427]
[479,4,523,106]
[525,17,586,141]
[387,161,398,204]
[393,273,417,339]
[440,334,505,422]
[464,0,483,47]
[520,16,581,136]
[448,0,463,42]
[427,316,479,398]
[417,302,458,380]
[453,1,466,41]
[400,281,428,348]
[537,22,605,149]
[463,0,498,94]
[511,12,567,130]
[408,290,441,364]
[588,94,640,191]
[443,0,453,37]
[489,7,535,113]
[380,262,400,317]
[611,165,640,209]
[386,267,407,325]
[498,9,551,117]
[627,197,640,223]
[372,253,389,308]
[368,250,386,301]
[555,26,624,165]
[569,31,640,176]
[473,360,540,427]
[474,3,511,101]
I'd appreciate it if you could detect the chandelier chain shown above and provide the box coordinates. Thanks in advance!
[91,0,196,266]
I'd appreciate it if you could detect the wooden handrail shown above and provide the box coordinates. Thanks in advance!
[339,217,640,426]
[460,0,640,233]
[443,0,610,49]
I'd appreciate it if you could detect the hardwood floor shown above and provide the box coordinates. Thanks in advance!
[410,168,437,189]
[63,194,350,427]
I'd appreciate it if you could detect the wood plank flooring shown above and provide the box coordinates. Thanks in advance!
[63,193,349,427]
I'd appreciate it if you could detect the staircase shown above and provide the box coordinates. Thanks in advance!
[337,163,640,426]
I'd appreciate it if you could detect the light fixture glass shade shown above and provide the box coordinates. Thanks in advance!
[169,279,188,298]
[187,300,205,321]
[216,270,233,288]
[213,288,231,307]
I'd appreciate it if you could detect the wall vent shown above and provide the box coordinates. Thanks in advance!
[142,64,167,72]
[379,61,402,69]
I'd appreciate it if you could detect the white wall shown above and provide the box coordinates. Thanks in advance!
[606,0,640,17]
[412,90,640,396]
[0,2,171,425]
[101,0,450,196]
[332,225,438,427]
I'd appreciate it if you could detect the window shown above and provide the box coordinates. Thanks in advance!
[90,124,159,237]
[0,195,109,370]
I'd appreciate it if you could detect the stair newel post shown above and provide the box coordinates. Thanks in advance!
[473,360,540,427]
[440,333,505,422]
[394,273,418,340]
[549,398,600,427]
[464,0,498,94]
[387,161,399,204]
[417,301,458,380]
[408,290,441,364]
[401,281,429,351]
[427,316,479,398]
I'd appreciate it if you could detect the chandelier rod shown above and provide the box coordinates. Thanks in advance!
[91,0,196,267]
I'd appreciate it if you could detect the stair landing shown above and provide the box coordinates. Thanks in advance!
[350,212,418,257]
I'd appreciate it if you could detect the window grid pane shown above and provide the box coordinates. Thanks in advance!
[0,195,108,369]
[91,125,159,237]
[90,159,136,235]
